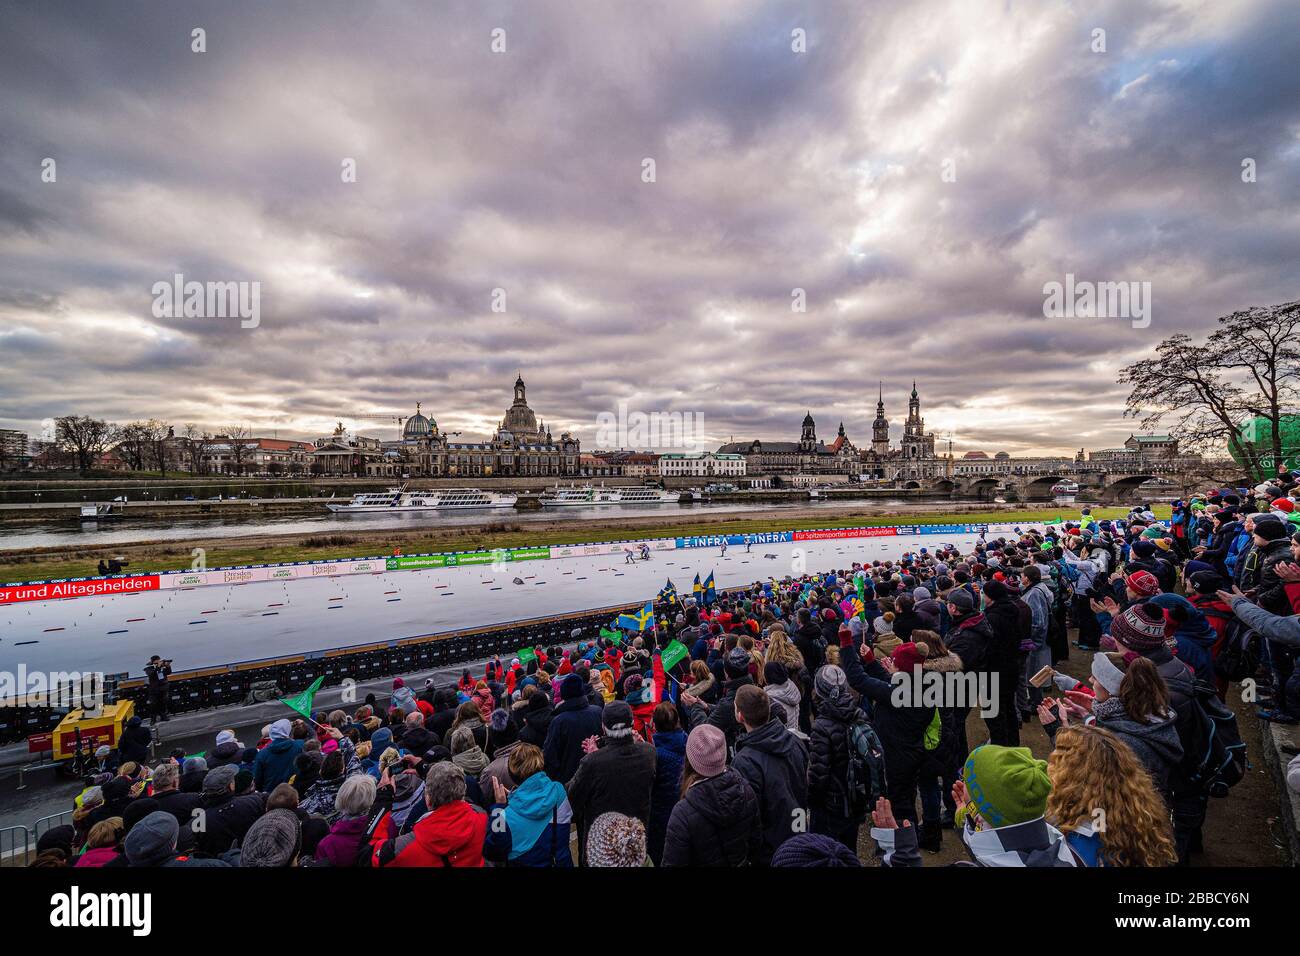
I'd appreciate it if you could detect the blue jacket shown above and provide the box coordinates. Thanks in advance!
[501,772,573,867]
[253,737,304,791]
[647,728,686,864]
[1147,593,1218,684]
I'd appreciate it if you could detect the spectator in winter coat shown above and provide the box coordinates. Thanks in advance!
[149,762,201,828]
[837,630,933,826]
[74,818,124,868]
[313,773,376,867]
[205,730,244,769]
[681,648,754,748]
[543,673,604,784]
[761,662,806,739]
[566,701,657,865]
[662,724,761,867]
[118,715,152,765]
[369,763,510,867]
[516,690,554,747]
[391,678,418,714]
[872,744,1081,868]
[804,664,862,851]
[1220,565,1300,724]
[1146,593,1219,685]
[1102,601,1205,863]
[981,581,1030,746]
[254,719,304,792]
[497,743,573,867]
[732,684,809,864]
[1041,654,1183,802]
[647,702,686,866]
[191,766,266,856]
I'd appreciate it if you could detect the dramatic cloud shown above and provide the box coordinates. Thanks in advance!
[1,0,1297,455]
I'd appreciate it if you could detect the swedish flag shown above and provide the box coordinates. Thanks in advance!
[657,579,678,605]
[616,600,655,632]
[693,573,703,599]
[703,571,716,605]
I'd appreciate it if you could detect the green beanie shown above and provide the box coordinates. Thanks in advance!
[960,745,1051,828]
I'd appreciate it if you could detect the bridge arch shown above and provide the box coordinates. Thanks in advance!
[1020,474,1070,499]
[1099,474,1159,504]
[962,477,1002,499]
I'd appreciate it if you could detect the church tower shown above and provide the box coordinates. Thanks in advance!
[799,411,817,453]
[872,383,890,456]
[905,381,923,437]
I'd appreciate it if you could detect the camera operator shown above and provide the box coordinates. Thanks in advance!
[145,654,173,724]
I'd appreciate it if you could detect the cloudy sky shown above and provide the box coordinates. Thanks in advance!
[1,0,1297,456]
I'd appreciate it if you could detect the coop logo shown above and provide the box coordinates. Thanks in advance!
[151,272,261,329]
[50,886,151,936]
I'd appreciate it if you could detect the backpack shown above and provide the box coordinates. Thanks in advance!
[1056,558,1081,584]
[843,716,888,817]
[1180,679,1247,797]
[1212,616,1260,684]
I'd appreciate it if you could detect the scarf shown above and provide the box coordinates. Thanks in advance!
[452,745,488,776]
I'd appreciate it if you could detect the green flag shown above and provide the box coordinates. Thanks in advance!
[661,639,689,671]
[518,646,537,665]
[600,626,624,646]
[279,675,324,719]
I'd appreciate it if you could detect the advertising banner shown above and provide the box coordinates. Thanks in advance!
[792,527,897,541]
[0,575,161,604]
[675,531,792,549]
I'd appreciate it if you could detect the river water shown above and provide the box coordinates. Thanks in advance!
[0,496,1055,551]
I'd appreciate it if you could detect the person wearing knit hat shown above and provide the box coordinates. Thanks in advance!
[946,587,975,613]
[1252,513,1289,542]
[958,745,1052,829]
[586,811,648,866]
[870,744,1078,867]
[1108,603,1169,654]
[771,831,862,867]
[566,698,656,863]
[890,641,929,675]
[239,808,302,867]
[1124,570,1161,598]
[662,723,761,866]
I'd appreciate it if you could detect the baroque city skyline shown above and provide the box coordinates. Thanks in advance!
[2,0,1298,455]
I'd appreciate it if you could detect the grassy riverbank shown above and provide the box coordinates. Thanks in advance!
[0,504,1169,584]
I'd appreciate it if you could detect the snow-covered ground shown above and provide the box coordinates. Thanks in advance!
[0,532,990,676]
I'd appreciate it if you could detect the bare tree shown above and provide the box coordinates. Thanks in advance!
[140,420,170,477]
[116,421,151,471]
[55,415,118,474]
[224,424,252,476]
[181,423,210,474]
[1119,300,1300,482]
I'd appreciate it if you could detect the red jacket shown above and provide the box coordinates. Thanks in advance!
[372,800,493,867]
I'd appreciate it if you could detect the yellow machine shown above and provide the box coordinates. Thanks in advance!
[51,699,136,762]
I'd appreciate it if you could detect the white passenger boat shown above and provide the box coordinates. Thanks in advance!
[539,483,680,507]
[326,487,517,513]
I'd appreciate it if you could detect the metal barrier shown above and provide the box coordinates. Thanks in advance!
[0,824,30,867]
[33,809,72,843]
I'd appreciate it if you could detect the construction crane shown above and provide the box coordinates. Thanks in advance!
[345,410,409,434]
